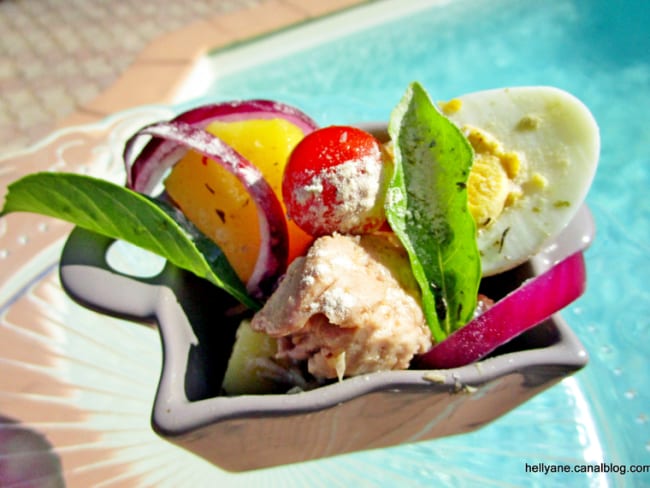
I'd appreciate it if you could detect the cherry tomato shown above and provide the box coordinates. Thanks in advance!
[282,125,387,237]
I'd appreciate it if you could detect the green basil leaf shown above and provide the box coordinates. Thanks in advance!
[386,82,481,342]
[1,172,259,310]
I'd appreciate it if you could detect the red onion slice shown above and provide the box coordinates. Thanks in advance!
[124,100,318,192]
[126,121,289,300]
[417,251,587,369]
[168,99,319,133]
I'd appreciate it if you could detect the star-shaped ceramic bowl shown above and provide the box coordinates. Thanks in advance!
[58,194,592,471]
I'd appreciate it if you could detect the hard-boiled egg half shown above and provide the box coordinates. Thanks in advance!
[440,86,600,276]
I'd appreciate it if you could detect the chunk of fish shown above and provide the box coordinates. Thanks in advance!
[250,233,431,379]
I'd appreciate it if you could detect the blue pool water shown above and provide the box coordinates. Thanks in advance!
[188,0,650,485]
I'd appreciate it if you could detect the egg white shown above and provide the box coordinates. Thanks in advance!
[446,86,600,276]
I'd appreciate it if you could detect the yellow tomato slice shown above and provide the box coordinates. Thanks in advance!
[164,118,313,283]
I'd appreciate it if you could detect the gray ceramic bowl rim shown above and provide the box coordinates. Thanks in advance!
[155,319,587,435]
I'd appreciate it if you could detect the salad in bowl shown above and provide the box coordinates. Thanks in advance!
[0,82,599,470]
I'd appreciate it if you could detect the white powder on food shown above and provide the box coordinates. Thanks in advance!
[294,153,385,233]
[319,286,357,323]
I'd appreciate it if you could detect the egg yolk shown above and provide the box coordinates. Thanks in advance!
[439,98,463,115]
[464,126,523,228]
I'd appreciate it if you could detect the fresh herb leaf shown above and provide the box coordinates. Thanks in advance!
[1,172,259,310]
[386,82,481,342]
